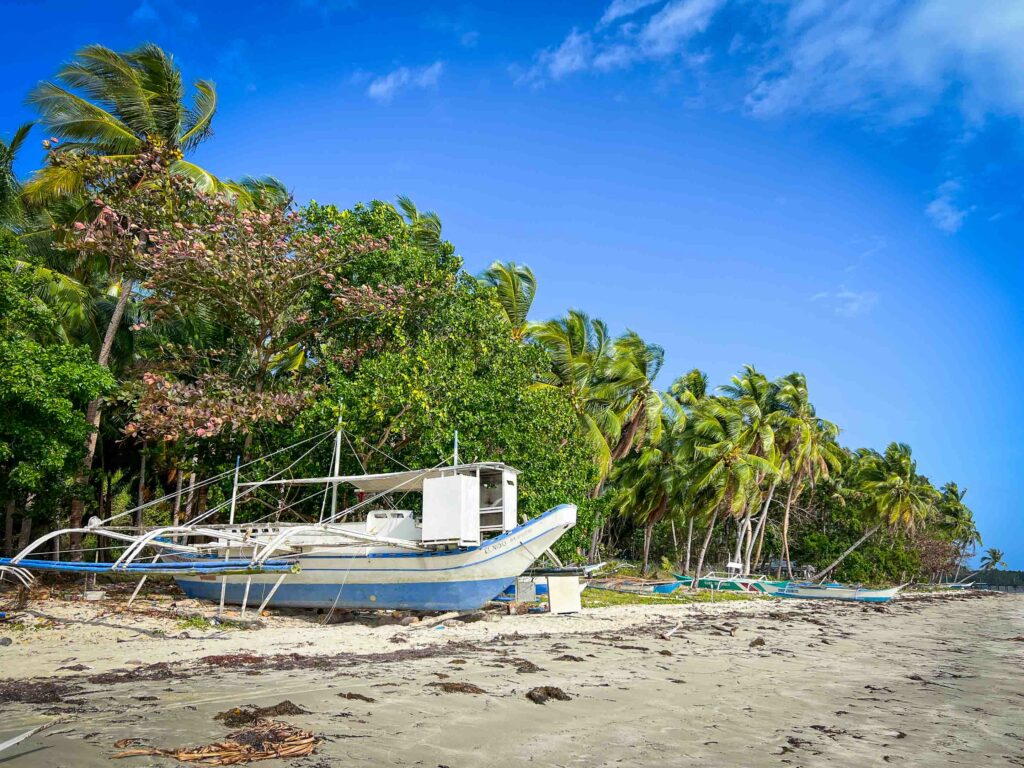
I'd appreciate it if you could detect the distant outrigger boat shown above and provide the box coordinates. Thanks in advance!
[756,581,904,603]
[0,428,577,614]
[664,572,904,602]
[664,572,772,593]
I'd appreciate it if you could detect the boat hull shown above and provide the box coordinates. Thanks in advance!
[173,504,576,611]
[758,582,902,602]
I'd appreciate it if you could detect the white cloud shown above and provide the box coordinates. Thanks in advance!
[600,0,661,26]
[639,0,724,56]
[521,0,723,84]
[368,62,444,103]
[131,0,198,28]
[925,180,972,233]
[812,288,879,318]
[747,0,1024,122]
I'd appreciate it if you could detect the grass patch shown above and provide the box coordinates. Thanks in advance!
[582,587,760,608]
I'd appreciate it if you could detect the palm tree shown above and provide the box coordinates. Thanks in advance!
[610,395,687,574]
[816,442,939,581]
[979,548,1006,571]
[938,482,980,579]
[684,398,773,582]
[530,310,618,484]
[775,373,843,577]
[0,123,32,228]
[606,331,665,462]
[477,261,536,341]
[719,365,784,573]
[23,43,229,204]
[393,195,443,255]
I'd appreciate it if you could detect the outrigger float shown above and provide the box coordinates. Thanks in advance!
[0,427,577,614]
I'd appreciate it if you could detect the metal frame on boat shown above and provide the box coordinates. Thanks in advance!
[0,427,578,614]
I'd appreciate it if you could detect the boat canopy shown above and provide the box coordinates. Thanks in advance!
[237,462,520,493]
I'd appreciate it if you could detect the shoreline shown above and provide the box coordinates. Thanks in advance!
[1,590,1021,766]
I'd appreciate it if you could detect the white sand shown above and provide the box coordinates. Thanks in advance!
[1,590,1021,766]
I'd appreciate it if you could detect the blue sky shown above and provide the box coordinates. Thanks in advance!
[3,0,1022,568]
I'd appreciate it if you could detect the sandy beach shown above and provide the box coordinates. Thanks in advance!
[1,590,1021,767]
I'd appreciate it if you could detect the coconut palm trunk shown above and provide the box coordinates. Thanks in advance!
[684,517,693,574]
[68,277,134,558]
[690,514,718,587]
[816,524,882,582]
[778,480,800,578]
[746,478,777,574]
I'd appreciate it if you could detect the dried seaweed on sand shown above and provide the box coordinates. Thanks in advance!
[112,719,318,764]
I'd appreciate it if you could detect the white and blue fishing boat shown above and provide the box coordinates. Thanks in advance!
[1,428,577,614]
[756,580,904,603]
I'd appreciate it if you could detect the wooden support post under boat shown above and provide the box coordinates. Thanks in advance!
[217,551,229,618]
[239,576,253,618]
[256,573,288,615]
[127,554,161,608]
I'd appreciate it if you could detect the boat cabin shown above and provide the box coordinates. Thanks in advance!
[330,462,519,548]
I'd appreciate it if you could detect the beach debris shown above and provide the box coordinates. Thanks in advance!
[336,692,375,703]
[427,682,487,694]
[0,679,82,703]
[554,654,584,662]
[658,649,673,656]
[749,636,766,648]
[525,686,570,705]
[214,701,308,728]
[0,720,61,756]
[0,637,11,647]
[112,719,319,764]
[660,621,683,640]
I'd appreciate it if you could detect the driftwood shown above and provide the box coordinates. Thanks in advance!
[0,720,60,756]
[112,719,318,764]
[660,621,683,640]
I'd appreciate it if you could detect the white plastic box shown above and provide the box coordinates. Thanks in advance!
[421,474,481,547]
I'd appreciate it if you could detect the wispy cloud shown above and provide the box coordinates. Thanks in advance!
[925,180,972,233]
[519,0,1024,229]
[367,62,444,103]
[131,0,198,28]
[519,0,721,85]
[812,288,879,318]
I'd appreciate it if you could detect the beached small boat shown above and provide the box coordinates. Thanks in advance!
[1,429,577,613]
[666,572,775,593]
[757,581,904,602]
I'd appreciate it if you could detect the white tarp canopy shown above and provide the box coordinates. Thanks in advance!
[238,462,518,493]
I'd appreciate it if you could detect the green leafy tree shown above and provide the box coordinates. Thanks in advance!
[0,230,113,549]
[816,442,939,581]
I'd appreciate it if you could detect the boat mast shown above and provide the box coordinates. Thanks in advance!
[453,430,459,467]
[329,406,344,520]
[228,455,240,525]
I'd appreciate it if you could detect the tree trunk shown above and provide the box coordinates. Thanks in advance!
[691,515,718,587]
[69,277,135,559]
[732,505,751,567]
[747,479,777,574]
[171,470,184,527]
[3,499,14,557]
[135,450,146,530]
[18,515,32,552]
[684,517,693,575]
[816,524,882,582]
[184,471,197,522]
[641,522,653,576]
[670,520,679,568]
[778,482,798,578]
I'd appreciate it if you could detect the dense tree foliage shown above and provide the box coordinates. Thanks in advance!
[0,43,989,581]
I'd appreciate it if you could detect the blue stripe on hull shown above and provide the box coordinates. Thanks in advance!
[176,576,515,611]
[773,592,893,603]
